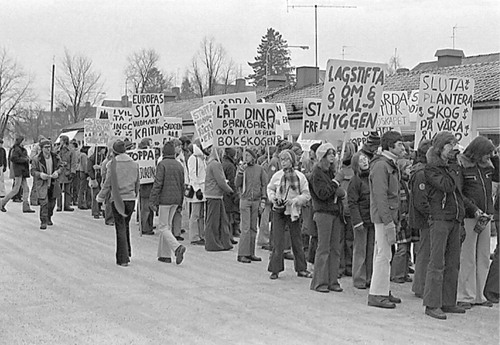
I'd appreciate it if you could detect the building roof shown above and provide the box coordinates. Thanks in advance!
[412,52,499,72]
[266,60,500,117]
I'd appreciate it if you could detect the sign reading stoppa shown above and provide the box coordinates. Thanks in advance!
[320,59,385,132]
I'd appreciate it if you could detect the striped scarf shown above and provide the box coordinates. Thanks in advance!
[279,167,300,199]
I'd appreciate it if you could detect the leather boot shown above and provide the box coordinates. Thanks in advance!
[368,294,396,309]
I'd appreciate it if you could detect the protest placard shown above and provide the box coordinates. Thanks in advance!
[408,90,419,122]
[377,91,410,130]
[131,93,166,146]
[203,91,257,105]
[191,103,214,149]
[213,103,276,148]
[275,103,290,140]
[96,106,132,139]
[127,148,156,184]
[302,98,346,143]
[296,131,321,152]
[416,73,474,145]
[84,118,112,146]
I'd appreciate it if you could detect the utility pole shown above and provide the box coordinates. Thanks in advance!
[50,63,55,140]
[287,1,356,82]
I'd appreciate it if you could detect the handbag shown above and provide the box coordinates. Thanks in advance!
[184,184,195,198]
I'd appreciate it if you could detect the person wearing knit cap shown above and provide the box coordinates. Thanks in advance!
[309,143,346,292]
[408,139,432,298]
[235,148,268,263]
[423,131,467,319]
[367,130,405,309]
[1,135,35,213]
[96,139,140,267]
[267,149,311,279]
[222,147,240,243]
[457,136,499,308]
[31,139,62,229]
[148,141,187,265]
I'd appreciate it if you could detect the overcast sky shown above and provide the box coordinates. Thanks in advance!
[1,0,499,107]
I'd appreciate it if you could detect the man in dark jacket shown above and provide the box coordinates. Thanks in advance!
[1,136,35,213]
[423,131,467,320]
[222,147,240,242]
[409,139,432,298]
[0,138,6,197]
[31,139,62,229]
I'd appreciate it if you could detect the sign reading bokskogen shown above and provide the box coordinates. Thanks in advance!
[213,103,276,148]
[318,59,386,136]
[416,73,474,146]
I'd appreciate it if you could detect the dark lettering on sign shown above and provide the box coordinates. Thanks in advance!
[328,65,384,85]
[132,94,165,104]
[139,166,156,180]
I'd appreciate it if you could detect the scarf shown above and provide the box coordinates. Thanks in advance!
[279,167,300,199]
[110,157,126,217]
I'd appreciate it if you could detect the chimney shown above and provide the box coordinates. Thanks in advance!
[435,49,464,68]
[396,68,410,73]
[296,66,319,88]
[267,75,287,89]
[85,101,91,107]
[163,92,177,102]
[121,95,129,107]
[235,78,246,92]
[172,87,180,98]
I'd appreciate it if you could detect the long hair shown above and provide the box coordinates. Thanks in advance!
[463,136,495,163]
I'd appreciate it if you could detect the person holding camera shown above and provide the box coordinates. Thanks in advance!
[267,149,311,280]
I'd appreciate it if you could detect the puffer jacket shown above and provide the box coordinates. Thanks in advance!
[458,153,499,217]
[424,147,465,222]
[348,171,372,227]
[408,162,430,230]
[369,152,400,225]
[150,156,184,206]
[187,144,207,202]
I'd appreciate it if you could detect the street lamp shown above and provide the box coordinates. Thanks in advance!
[266,45,309,88]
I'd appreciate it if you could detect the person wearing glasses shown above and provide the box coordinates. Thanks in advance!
[31,139,62,230]
[267,149,311,280]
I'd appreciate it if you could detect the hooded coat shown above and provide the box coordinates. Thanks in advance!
[187,144,207,202]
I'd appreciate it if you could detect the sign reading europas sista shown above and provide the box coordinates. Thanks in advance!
[213,103,276,148]
[131,93,165,146]
[416,73,474,146]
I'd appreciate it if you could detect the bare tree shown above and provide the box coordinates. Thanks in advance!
[189,37,235,96]
[0,47,34,138]
[388,50,403,75]
[125,48,173,94]
[57,49,104,124]
[12,103,46,143]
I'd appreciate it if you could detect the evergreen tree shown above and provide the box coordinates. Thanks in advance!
[248,28,293,87]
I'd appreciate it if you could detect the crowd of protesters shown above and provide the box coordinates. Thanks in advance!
[0,129,498,320]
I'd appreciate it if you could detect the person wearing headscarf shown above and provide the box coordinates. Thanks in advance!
[309,143,345,293]
[235,148,268,263]
[96,140,140,267]
[457,136,499,308]
[267,149,311,280]
[408,139,432,298]
[149,141,187,265]
[348,150,375,289]
[423,132,466,319]
[204,147,234,251]
[1,135,35,213]
[187,140,210,245]
[31,139,62,229]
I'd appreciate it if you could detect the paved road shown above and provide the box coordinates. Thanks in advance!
[0,193,498,344]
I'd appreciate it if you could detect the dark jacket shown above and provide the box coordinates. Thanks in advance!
[309,164,344,216]
[425,147,465,222]
[10,144,30,178]
[149,157,184,206]
[348,171,372,226]
[369,153,400,225]
[31,152,62,200]
[0,146,7,171]
[87,151,106,183]
[408,162,430,230]
[235,164,268,201]
[57,145,77,184]
[458,154,499,217]
[222,155,238,212]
